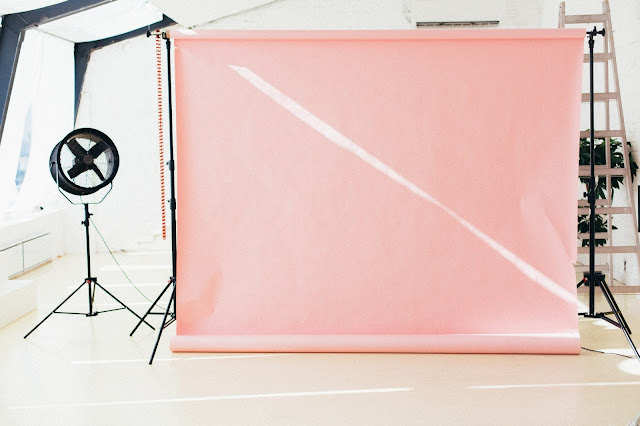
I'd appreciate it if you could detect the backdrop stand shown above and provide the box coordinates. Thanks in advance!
[130,31,177,365]
[578,27,640,362]
[25,202,154,338]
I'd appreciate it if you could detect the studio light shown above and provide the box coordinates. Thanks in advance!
[24,128,153,339]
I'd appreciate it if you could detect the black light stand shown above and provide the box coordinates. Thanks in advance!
[578,27,640,362]
[25,203,154,338]
[130,31,177,364]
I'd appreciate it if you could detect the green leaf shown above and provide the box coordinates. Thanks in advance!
[577,134,637,245]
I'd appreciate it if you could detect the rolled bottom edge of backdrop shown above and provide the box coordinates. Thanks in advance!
[170,333,581,354]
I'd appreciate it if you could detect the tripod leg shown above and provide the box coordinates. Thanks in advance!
[93,281,154,330]
[130,281,173,336]
[170,277,176,317]
[24,282,86,338]
[88,279,98,316]
[598,278,640,361]
[598,278,632,334]
[150,283,176,365]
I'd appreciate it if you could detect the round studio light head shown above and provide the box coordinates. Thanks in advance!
[49,128,119,196]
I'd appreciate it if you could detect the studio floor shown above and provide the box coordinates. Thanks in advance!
[1,251,639,425]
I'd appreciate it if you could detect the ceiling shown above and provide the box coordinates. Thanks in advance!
[1,0,164,42]
[0,0,67,15]
[40,0,163,42]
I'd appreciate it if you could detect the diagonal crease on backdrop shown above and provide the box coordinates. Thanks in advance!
[229,64,576,307]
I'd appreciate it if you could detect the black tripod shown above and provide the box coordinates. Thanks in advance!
[578,27,640,362]
[130,32,177,364]
[24,203,153,338]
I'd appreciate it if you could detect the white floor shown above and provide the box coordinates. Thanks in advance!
[1,252,640,425]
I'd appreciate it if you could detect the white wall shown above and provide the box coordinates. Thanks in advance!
[74,35,167,253]
[407,0,546,28]
[197,0,412,29]
[148,0,275,28]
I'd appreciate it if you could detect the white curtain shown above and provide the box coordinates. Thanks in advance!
[0,29,74,224]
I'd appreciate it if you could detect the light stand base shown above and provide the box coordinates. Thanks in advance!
[130,277,176,364]
[24,277,154,339]
[578,272,640,361]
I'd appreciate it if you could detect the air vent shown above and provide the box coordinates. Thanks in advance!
[417,21,499,28]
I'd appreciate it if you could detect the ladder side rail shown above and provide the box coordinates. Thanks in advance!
[603,8,613,276]
[603,0,640,284]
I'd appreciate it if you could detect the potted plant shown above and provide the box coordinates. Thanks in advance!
[577,135,637,246]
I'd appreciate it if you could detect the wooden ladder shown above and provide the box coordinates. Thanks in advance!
[559,1,640,288]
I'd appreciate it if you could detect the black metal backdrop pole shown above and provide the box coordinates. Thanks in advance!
[580,27,640,362]
[130,31,178,365]
[588,28,597,316]
[167,34,178,312]
[149,34,179,362]
[24,203,153,339]
[85,203,92,279]
[83,203,96,316]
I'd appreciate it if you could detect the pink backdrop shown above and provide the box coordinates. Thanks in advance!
[171,30,584,354]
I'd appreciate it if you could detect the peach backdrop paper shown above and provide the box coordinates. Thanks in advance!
[170,30,584,354]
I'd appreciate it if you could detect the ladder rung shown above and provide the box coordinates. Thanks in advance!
[583,53,614,63]
[564,14,607,24]
[579,130,623,138]
[574,264,610,272]
[578,246,638,254]
[578,199,610,208]
[582,92,617,102]
[577,233,609,239]
[578,166,626,176]
[577,207,632,214]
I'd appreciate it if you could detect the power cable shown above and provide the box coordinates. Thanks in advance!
[89,217,152,303]
[581,346,633,359]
